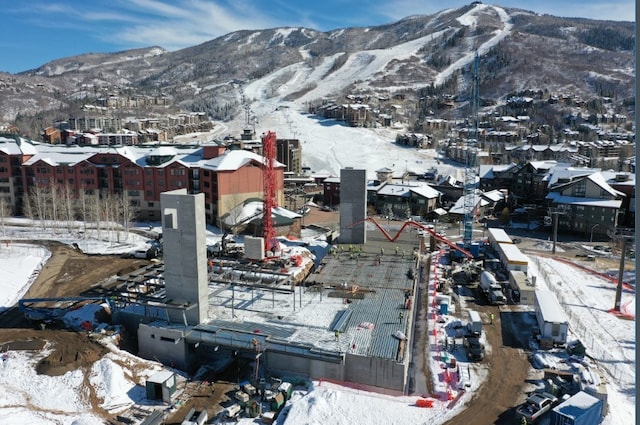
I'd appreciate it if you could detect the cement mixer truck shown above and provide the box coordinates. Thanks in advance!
[479,271,506,305]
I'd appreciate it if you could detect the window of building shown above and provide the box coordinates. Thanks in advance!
[572,181,586,197]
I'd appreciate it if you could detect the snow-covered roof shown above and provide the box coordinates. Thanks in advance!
[529,160,557,170]
[448,194,482,215]
[601,171,635,186]
[376,182,440,199]
[147,146,178,157]
[546,192,622,209]
[481,189,504,203]
[408,184,441,199]
[23,151,95,167]
[535,290,568,324]
[587,172,625,197]
[498,242,528,264]
[377,183,411,198]
[487,228,511,244]
[546,166,600,186]
[0,138,24,155]
[222,200,299,227]
[202,149,281,172]
[478,165,494,179]
[552,391,601,418]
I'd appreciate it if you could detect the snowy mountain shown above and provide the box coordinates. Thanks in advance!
[2,3,635,129]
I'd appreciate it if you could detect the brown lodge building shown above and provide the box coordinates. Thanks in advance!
[0,136,284,228]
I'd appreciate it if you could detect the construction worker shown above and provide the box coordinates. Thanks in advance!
[395,246,399,255]
[334,330,339,341]
[490,312,495,324]
[399,312,404,323]
[380,247,384,256]
[521,415,528,425]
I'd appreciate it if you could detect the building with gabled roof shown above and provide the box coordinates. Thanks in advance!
[545,171,625,238]
[370,181,441,219]
[0,136,285,227]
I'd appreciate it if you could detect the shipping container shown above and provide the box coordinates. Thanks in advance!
[550,391,603,425]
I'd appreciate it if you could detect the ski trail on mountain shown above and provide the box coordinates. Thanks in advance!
[434,4,513,86]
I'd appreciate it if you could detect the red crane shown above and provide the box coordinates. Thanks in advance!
[349,217,474,259]
[262,131,279,253]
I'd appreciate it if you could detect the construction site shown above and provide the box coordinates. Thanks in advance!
[12,132,482,423]
[91,163,460,395]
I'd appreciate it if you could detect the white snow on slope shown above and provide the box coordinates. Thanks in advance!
[435,4,513,86]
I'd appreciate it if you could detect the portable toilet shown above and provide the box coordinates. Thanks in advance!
[270,392,285,411]
[277,382,293,400]
[440,299,449,315]
[469,242,480,258]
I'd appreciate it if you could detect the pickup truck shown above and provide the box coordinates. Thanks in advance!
[515,392,558,423]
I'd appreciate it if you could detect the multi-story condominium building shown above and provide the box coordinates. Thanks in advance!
[0,136,284,227]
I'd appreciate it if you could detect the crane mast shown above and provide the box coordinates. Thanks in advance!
[463,52,479,246]
[262,131,279,253]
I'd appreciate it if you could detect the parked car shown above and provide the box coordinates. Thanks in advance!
[463,336,484,361]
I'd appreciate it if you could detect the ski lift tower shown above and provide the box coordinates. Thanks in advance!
[462,53,480,246]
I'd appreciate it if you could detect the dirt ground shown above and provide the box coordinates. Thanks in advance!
[0,242,149,423]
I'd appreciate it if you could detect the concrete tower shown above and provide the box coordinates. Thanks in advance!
[161,189,208,325]
[339,168,367,244]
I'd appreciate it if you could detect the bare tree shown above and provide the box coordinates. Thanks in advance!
[87,191,102,241]
[22,191,34,224]
[0,196,10,236]
[59,183,76,233]
[77,186,89,235]
[120,191,139,241]
[28,183,49,230]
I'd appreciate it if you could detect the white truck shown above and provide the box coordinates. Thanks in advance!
[516,392,558,423]
[467,310,482,336]
[479,271,506,305]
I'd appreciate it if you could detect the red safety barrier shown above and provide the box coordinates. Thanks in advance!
[416,398,434,408]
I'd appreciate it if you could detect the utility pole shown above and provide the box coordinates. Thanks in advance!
[613,233,633,311]
[549,209,564,255]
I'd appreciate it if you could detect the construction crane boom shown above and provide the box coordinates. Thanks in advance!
[347,217,473,259]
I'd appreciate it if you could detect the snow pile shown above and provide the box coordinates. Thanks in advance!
[283,381,456,425]
[0,350,91,421]
[0,243,49,310]
[89,356,138,412]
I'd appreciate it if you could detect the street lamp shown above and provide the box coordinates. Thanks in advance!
[590,224,599,243]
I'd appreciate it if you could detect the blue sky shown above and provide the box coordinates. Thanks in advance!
[0,0,635,74]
